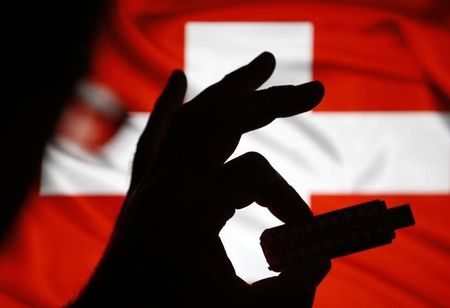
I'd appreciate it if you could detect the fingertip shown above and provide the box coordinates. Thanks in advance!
[156,69,187,108]
[251,51,275,67]
[166,69,187,97]
[260,51,276,68]
[295,80,325,110]
[170,69,187,85]
[307,80,325,101]
[171,68,185,77]
[247,52,276,82]
[311,80,325,100]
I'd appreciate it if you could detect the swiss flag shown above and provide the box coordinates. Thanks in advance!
[0,1,449,307]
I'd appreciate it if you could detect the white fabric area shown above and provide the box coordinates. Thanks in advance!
[41,111,450,281]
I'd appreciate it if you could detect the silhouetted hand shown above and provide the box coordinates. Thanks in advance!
[71,52,331,307]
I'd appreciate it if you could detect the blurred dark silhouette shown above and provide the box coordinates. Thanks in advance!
[3,0,106,241]
[2,2,330,306]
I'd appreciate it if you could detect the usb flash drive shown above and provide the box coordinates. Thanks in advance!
[260,199,415,272]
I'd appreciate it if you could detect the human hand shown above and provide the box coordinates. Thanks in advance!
[72,52,330,307]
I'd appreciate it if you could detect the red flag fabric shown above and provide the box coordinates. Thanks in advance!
[0,0,449,307]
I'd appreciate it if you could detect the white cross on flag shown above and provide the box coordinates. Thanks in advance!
[0,1,448,307]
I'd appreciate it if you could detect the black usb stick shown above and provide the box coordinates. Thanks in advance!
[260,199,415,272]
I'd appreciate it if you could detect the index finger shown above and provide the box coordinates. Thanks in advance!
[167,80,325,171]
[229,81,324,134]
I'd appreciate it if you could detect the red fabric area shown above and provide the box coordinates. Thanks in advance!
[0,192,122,307]
[311,195,450,307]
[0,0,448,306]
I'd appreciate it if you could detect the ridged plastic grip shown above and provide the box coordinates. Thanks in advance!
[260,200,415,272]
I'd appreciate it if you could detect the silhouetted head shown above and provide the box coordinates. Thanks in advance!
[2,1,106,241]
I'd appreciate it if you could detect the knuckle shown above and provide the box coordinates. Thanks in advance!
[222,69,240,83]
[222,72,234,82]
[242,151,271,169]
